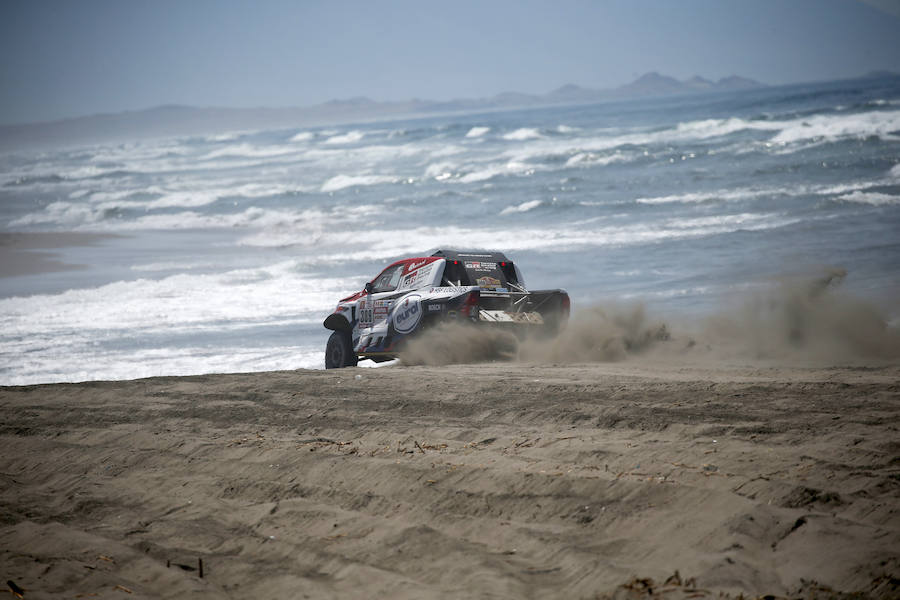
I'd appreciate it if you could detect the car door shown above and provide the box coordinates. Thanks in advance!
[358,262,405,331]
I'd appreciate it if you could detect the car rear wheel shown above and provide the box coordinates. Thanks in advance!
[536,298,566,338]
[325,330,358,369]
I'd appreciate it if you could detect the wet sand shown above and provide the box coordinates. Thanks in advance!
[0,232,118,278]
[1,361,898,599]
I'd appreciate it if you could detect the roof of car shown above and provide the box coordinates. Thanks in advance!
[430,249,511,263]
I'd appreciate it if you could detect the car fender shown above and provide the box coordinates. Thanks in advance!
[324,312,352,332]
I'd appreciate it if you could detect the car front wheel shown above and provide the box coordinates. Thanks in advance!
[325,330,358,369]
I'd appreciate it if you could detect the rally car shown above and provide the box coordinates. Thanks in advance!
[323,249,570,368]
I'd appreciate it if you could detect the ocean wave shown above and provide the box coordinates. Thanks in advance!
[131,261,216,272]
[0,344,326,386]
[0,260,349,336]
[634,189,771,205]
[564,151,632,167]
[321,174,400,192]
[0,260,351,383]
[9,203,377,232]
[202,143,300,160]
[503,128,543,141]
[674,117,761,139]
[770,109,900,145]
[9,182,314,227]
[6,152,286,185]
[236,212,799,259]
[290,131,314,142]
[836,191,900,206]
[499,200,542,215]
[428,144,466,158]
[458,161,534,183]
[300,142,426,166]
[323,130,366,145]
[205,131,245,143]
[633,180,889,205]
[665,213,775,229]
[499,109,900,164]
[424,161,458,181]
[465,126,490,138]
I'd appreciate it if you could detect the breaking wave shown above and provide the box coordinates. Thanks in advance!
[324,130,366,145]
[500,200,542,215]
[465,126,490,138]
[503,128,543,141]
[321,174,400,193]
[837,191,900,206]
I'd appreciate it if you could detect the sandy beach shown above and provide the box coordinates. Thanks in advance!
[2,359,898,599]
[0,232,118,279]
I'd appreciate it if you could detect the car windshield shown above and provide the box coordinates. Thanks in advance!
[371,263,404,293]
[442,257,514,291]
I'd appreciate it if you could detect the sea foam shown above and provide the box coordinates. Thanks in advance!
[466,126,490,138]
[837,191,900,206]
[503,128,543,141]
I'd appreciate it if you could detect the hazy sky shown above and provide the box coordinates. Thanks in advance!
[1,0,899,125]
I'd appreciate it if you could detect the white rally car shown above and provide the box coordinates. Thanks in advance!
[323,249,570,368]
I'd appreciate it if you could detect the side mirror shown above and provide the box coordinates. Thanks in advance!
[364,282,373,294]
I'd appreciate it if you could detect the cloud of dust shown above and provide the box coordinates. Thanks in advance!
[703,267,900,362]
[398,268,900,366]
[399,303,671,366]
[519,303,672,363]
[400,322,520,366]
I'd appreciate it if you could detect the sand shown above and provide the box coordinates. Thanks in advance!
[1,359,898,599]
[0,232,119,279]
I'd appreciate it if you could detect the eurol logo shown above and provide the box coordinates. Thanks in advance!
[393,294,422,334]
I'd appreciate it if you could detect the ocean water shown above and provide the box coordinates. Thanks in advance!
[2,76,899,384]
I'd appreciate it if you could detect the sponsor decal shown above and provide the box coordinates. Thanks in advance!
[465,261,497,272]
[393,294,423,334]
[429,286,469,293]
[400,263,436,290]
[428,304,442,312]
[476,276,502,289]
[405,258,432,272]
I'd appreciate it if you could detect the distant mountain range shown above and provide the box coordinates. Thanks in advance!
[0,71,776,150]
[1,70,889,151]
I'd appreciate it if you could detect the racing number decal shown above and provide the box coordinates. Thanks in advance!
[359,299,393,327]
[359,300,374,327]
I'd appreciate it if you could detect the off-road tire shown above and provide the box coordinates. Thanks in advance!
[325,330,358,369]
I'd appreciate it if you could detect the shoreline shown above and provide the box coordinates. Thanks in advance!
[0,231,121,278]
[1,361,897,598]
